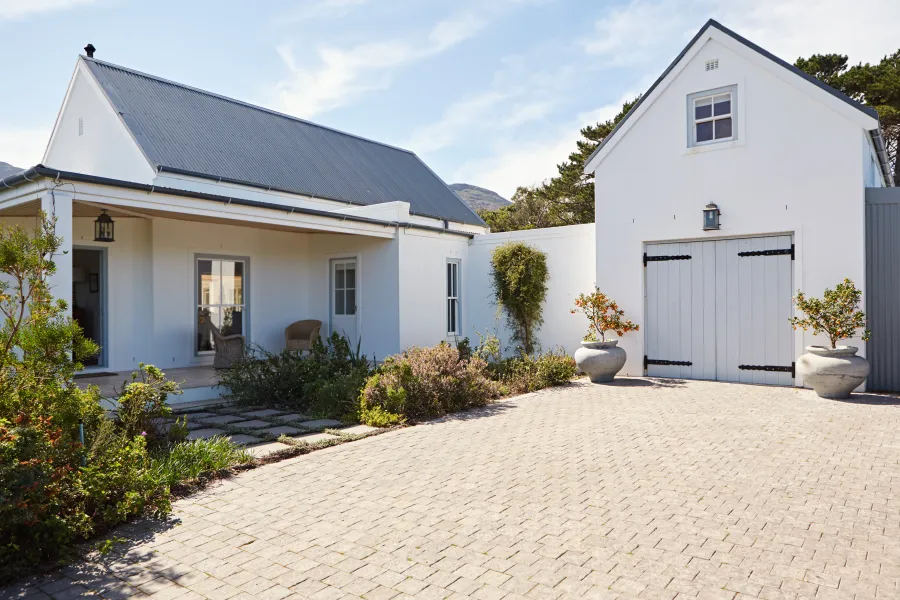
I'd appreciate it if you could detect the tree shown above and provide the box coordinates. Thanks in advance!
[479,96,641,232]
[795,51,900,183]
[489,242,549,355]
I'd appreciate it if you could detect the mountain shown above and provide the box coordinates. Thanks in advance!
[0,162,23,179]
[449,183,511,212]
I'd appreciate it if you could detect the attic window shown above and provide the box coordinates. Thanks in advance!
[687,85,737,147]
[705,59,719,71]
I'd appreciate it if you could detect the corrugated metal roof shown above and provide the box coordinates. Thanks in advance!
[83,58,484,225]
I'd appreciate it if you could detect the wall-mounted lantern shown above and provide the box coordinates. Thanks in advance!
[94,210,115,242]
[702,202,721,231]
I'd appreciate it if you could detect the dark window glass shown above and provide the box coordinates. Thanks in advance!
[335,289,344,315]
[714,98,731,116]
[335,267,344,290]
[696,121,713,142]
[695,102,712,120]
[345,268,355,289]
[715,117,733,139]
[346,290,356,315]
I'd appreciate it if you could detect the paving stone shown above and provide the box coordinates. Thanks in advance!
[298,419,343,429]
[177,412,217,419]
[338,424,380,436]
[9,380,900,600]
[259,426,303,437]
[227,434,263,446]
[230,419,274,429]
[197,414,244,425]
[186,428,226,440]
[241,409,284,418]
[247,442,294,457]
[277,413,310,422]
[291,432,341,444]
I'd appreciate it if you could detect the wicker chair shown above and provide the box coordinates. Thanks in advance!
[209,322,245,369]
[285,319,322,353]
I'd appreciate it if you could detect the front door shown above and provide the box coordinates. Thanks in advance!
[73,248,106,367]
[330,258,358,347]
[644,235,794,385]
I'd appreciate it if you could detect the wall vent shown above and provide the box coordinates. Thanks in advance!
[78,117,83,136]
[705,59,719,71]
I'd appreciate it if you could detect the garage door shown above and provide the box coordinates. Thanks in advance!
[644,235,794,385]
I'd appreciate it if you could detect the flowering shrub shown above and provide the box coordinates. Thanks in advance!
[571,287,639,341]
[360,343,499,424]
[789,278,870,349]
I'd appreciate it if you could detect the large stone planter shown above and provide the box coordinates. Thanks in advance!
[574,339,626,383]
[796,345,869,399]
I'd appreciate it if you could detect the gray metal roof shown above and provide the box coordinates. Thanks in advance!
[83,58,484,226]
[584,19,886,179]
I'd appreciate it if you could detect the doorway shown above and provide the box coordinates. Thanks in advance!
[330,258,358,347]
[72,248,106,368]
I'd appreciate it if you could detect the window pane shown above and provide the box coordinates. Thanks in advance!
[714,97,731,116]
[197,306,220,352]
[694,98,712,120]
[452,264,458,297]
[334,266,344,290]
[346,289,356,315]
[447,263,452,297]
[448,298,457,333]
[345,267,356,290]
[198,260,215,305]
[222,307,243,336]
[696,121,713,142]
[335,289,344,315]
[221,261,243,305]
[715,117,732,139]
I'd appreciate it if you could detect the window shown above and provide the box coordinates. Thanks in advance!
[196,257,246,353]
[688,86,736,147]
[446,260,460,335]
[333,260,357,316]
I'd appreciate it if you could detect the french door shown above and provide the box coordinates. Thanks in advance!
[330,258,358,346]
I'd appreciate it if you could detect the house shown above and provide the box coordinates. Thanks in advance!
[583,19,893,388]
[0,51,487,401]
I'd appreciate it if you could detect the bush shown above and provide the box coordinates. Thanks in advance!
[789,278,870,348]
[490,243,549,355]
[220,332,370,418]
[491,349,577,395]
[150,437,253,488]
[360,343,500,424]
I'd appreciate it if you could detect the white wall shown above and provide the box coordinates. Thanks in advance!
[398,229,470,351]
[43,62,157,183]
[591,36,868,380]
[467,224,596,356]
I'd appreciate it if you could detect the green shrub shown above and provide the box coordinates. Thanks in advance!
[116,363,183,444]
[491,349,576,395]
[360,343,500,424]
[150,437,253,488]
[220,332,370,418]
[490,242,549,355]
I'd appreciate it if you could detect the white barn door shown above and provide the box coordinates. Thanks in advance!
[644,236,793,385]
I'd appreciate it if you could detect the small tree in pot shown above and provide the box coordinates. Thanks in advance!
[789,278,870,399]
[570,288,639,382]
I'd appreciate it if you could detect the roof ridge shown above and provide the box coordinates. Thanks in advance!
[81,55,419,157]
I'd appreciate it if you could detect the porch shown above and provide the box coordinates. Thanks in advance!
[75,365,223,406]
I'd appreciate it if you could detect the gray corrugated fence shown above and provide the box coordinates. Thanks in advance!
[866,187,900,391]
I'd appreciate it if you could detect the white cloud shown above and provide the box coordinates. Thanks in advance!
[0,0,96,20]
[285,0,368,23]
[275,12,487,118]
[404,92,510,154]
[0,127,50,169]
[452,94,636,199]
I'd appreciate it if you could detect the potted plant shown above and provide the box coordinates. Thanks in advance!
[570,288,639,382]
[790,278,870,399]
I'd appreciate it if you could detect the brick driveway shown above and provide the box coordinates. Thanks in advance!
[6,379,900,600]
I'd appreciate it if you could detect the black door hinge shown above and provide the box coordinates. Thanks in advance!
[643,253,692,267]
[644,355,693,368]
[737,244,794,260]
[738,362,796,378]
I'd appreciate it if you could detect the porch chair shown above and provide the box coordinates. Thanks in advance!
[285,319,322,353]
[209,322,246,369]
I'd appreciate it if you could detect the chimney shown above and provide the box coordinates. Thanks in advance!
[84,43,96,58]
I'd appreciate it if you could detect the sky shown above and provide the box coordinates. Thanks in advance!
[0,0,898,199]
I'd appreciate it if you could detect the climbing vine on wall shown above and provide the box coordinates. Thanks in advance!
[490,242,549,355]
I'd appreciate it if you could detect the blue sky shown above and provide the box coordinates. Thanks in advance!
[1,0,897,198]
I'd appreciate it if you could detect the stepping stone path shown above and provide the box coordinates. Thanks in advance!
[174,407,385,456]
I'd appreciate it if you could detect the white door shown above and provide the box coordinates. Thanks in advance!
[644,235,794,385]
[330,258,358,347]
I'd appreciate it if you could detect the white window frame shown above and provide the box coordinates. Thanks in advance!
[687,85,737,147]
[331,259,357,317]
[194,255,249,356]
[446,259,461,336]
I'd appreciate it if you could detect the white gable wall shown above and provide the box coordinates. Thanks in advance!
[43,61,157,183]
[592,35,868,382]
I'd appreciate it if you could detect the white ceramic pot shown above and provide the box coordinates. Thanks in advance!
[574,339,626,383]
[796,345,869,399]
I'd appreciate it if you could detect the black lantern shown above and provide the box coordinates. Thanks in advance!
[702,202,721,231]
[94,210,115,242]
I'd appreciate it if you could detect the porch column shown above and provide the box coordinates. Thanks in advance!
[40,190,73,316]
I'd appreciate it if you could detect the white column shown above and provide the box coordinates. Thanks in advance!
[41,191,73,316]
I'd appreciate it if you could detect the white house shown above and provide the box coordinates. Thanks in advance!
[0,50,489,400]
[583,19,893,387]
